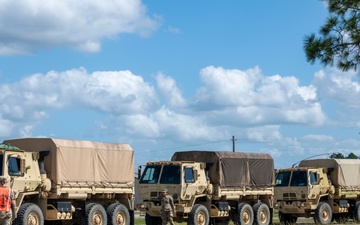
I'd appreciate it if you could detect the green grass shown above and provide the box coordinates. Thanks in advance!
[133,211,318,225]
[134,218,318,225]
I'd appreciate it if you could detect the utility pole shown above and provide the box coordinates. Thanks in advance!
[231,135,237,152]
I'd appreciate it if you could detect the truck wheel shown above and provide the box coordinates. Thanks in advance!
[237,203,253,225]
[145,213,161,225]
[253,203,270,225]
[107,203,130,225]
[83,203,108,225]
[13,203,44,225]
[354,201,360,222]
[188,204,210,225]
[314,202,332,225]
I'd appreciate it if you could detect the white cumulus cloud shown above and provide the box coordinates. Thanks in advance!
[314,69,360,108]
[155,73,186,108]
[0,68,158,137]
[191,66,326,126]
[0,0,160,54]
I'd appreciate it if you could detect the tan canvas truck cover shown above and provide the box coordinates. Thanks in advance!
[4,138,134,187]
[299,159,360,189]
[171,151,274,188]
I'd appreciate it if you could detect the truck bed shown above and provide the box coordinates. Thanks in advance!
[5,138,134,195]
[172,151,274,188]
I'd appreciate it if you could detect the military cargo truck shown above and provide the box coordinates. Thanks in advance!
[274,158,360,225]
[2,138,135,225]
[137,151,275,225]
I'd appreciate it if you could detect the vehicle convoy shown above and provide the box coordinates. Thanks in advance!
[2,138,135,225]
[137,151,275,225]
[274,158,360,225]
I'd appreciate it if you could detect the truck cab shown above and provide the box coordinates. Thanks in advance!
[0,144,42,194]
[274,167,333,223]
[137,161,210,222]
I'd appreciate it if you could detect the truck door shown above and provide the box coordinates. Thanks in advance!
[308,170,321,199]
[6,154,27,193]
[181,166,197,200]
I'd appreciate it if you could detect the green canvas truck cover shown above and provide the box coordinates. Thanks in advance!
[299,158,360,188]
[171,151,274,188]
[4,138,134,187]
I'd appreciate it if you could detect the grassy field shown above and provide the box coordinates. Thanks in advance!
[133,219,317,225]
[133,211,319,225]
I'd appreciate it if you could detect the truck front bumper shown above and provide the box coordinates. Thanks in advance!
[137,202,162,217]
[275,201,316,215]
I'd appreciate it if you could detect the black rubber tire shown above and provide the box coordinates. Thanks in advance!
[237,203,253,225]
[253,203,270,225]
[314,202,332,225]
[107,203,130,225]
[145,213,161,225]
[188,204,210,225]
[82,203,107,225]
[13,203,44,225]
[354,201,360,222]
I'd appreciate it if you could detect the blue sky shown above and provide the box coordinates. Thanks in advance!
[1,1,360,169]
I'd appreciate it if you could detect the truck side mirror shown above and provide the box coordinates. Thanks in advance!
[137,166,142,180]
[20,158,26,174]
[32,152,39,160]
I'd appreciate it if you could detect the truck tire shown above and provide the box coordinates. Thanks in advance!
[237,203,253,225]
[314,202,332,225]
[13,203,44,225]
[107,203,130,225]
[253,203,270,225]
[188,204,210,225]
[83,203,108,225]
[145,213,161,225]
[354,201,360,222]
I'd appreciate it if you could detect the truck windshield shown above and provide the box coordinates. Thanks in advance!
[160,165,180,184]
[290,170,308,187]
[275,170,308,187]
[139,165,161,184]
[275,171,291,187]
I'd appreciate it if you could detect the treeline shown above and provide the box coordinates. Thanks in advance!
[329,152,359,159]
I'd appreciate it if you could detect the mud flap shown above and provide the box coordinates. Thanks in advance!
[130,210,134,225]
[269,208,273,225]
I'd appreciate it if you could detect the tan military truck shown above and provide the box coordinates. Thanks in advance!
[137,151,275,225]
[2,138,135,225]
[274,158,360,225]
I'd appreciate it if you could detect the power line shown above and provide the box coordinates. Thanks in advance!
[134,136,357,155]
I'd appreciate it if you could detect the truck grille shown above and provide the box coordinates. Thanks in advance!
[150,191,159,198]
[283,193,297,200]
